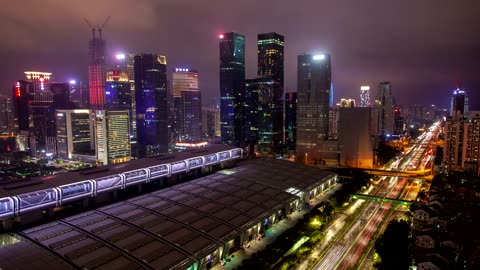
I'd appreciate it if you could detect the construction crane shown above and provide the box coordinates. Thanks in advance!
[98,16,111,39]
[84,18,96,38]
[84,16,111,39]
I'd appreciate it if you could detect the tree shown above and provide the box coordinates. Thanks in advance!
[375,220,412,270]
[376,143,399,165]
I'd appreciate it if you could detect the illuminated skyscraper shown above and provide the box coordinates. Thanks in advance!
[377,81,394,138]
[11,80,32,134]
[202,106,221,138]
[296,53,332,159]
[173,68,201,141]
[88,28,107,110]
[258,32,284,87]
[244,79,283,153]
[285,92,297,150]
[360,86,370,107]
[219,32,245,147]
[340,98,356,108]
[95,110,131,165]
[0,94,14,135]
[450,87,469,119]
[69,80,90,109]
[255,32,284,152]
[114,53,136,141]
[23,71,55,155]
[134,54,169,157]
[105,70,134,141]
[56,109,95,160]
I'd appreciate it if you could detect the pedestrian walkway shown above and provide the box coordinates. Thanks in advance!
[212,184,342,270]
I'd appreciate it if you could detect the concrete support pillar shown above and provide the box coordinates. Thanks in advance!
[82,198,89,208]
[111,190,118,201]
[1,219,13,231]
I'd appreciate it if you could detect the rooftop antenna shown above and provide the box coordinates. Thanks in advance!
[84,18,96,38]
[98,16,111,40]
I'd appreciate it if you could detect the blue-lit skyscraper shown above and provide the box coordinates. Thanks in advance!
[219,32,245,147]
[450,87,469,119]
[134,54,169,158]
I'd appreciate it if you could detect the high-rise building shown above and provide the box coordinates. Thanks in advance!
[11,81,32,134]
[245,79,283,153]
[219,32,245,147]
[49,83,71,109]
[172,68,201,141]
[360,86,370,107]
[105,70,134,141]
[114,53,137,142]
[450,88,469,119]
[70,80,90,109]
[244,79,260,143]
[340,98,356,108]
[296,53,332,159]
[201,106,221,138]
[45,82,76,148]
[444,118,465,169]
[23,72,55,155]
[338,107,373,167]
[285,92,297,150]
[134,54,169,157]
[0,94,14,135]
[95,110,131,165]
[463,116,480,168]
[88,29,107,110]
[257,32,284,87]
[393,107,404,135]
[56,109,95,160]
[377,81,394,138]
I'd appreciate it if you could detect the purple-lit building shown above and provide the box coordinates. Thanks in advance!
[134,54,169,158]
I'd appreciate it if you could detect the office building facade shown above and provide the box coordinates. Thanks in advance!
[296,53,332,159]
[244,79,283,153]
[285,92,297,150]
[173,69,201,141]
[56,109,95,160]
[95,110,131,165]
[134,54,169,157]
[377,81,394,138]
[0,94,14,135]
[202,106,221,138]
[450,88,469,119]
[257,32,284,87]
[219,32,245,147]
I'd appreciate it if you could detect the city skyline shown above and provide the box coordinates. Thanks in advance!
[1,0,480,108]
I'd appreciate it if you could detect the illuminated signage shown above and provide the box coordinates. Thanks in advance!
[313,54,325,60]
[115,53,126,60]
[219,34,224,39]
[175,68,189,72]
[175,142,208,148]
[69,80,76,85]
[15,82,21,97]
[360,86,370,91]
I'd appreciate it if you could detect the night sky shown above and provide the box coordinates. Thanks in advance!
[1,0,479,108]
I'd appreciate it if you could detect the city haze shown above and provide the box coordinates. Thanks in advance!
[1,0,479,107]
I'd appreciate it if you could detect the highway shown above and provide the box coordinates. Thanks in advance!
[307,122,439,270]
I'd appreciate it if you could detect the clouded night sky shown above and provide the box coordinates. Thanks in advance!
[1,0,479,108]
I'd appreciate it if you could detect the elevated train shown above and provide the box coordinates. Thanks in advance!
[0,148,242,219]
